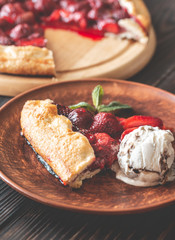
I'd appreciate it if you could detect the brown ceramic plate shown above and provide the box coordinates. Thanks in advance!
[0,79,175,214]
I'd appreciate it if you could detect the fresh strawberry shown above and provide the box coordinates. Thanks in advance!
[120,127,138,140]
[68,108,94,130]
[86,133,119,170]
[89,112,122,137]
[16,37,47,47]
[120,115,164,130]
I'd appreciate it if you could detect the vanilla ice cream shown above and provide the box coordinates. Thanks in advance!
[112,126,175,186]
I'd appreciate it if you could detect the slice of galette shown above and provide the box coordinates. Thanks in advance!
[21,99,98,188]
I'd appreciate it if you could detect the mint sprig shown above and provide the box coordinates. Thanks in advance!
[98,101,132,112]
[69,102,96,113]
[69,85,132,114]
[92,85,104,109]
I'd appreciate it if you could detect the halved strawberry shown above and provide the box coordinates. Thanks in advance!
[120,115,164,130]
[120,127,138,140]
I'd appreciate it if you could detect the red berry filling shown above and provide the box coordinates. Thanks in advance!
[0,0,144,47]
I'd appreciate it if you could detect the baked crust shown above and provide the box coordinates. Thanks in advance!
[118,0,151,43]
[20,99,96,187]
[0,45,55,76]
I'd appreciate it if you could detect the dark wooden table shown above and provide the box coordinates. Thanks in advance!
[1,0,175,239]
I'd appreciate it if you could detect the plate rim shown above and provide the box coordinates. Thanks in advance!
[0,78,175,215]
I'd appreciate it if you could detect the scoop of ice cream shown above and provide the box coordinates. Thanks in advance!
[112,125,175,186]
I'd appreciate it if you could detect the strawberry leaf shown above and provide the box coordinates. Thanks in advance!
[92,85,104,109]
[98,101,132,113]
[69,102,96,112]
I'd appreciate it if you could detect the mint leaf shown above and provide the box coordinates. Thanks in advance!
[98,101,132,113]
[69,102,96,112]
[92,85,104,109]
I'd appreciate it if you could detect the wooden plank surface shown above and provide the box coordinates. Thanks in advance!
[0,0,175,239]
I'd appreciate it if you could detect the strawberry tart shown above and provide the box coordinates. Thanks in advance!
[0,0,151,76]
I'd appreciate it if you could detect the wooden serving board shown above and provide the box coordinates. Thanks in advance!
[0,26,156,96]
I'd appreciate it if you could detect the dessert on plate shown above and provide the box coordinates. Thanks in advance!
[0,0,151,75]
[20,85,175,188]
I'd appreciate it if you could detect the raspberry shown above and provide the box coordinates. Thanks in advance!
[89,112,122,137]
[86,133,119,170]
[56,104,72,117]
[68,108,94,130]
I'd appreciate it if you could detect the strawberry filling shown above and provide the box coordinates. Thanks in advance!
[0,0,145,47]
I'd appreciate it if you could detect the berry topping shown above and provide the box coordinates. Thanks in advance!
[33,0,56,15]
[0,29,13,45]
[57,104,72,117]
[15,11,35,25]
[24,0,35,12]
[89,112,122,137]
[0,3,24,22]
[97,19,120,33]
[87,133,119,170]
[68,108,94,130]
[120,115,164,130]
[15,37,47,47]
[9,23,32,41]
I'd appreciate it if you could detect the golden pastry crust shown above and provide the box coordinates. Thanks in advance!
[0,45,55,76]
[118,0,151,43]
[20,99,96,187]
[119,0,151,30]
